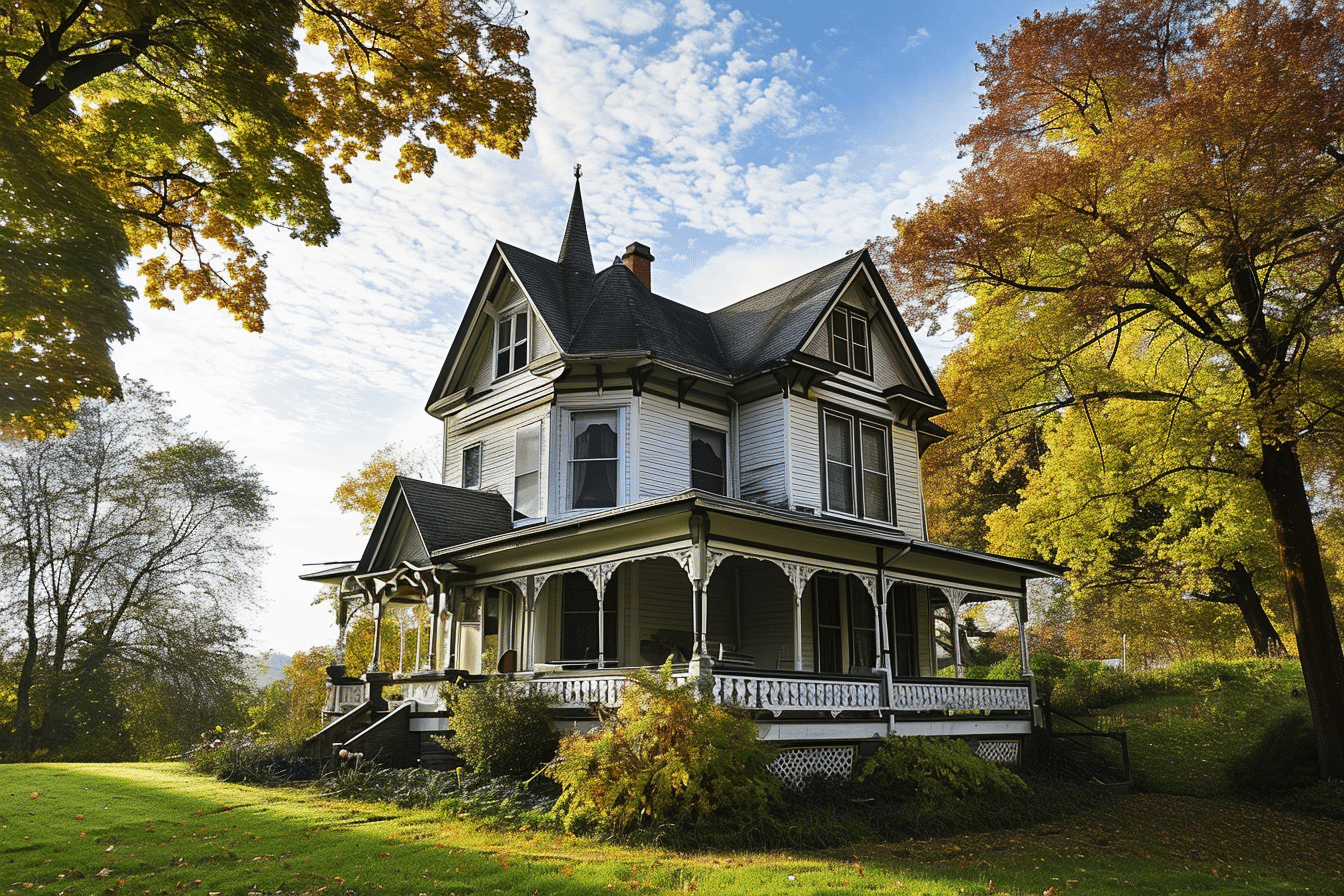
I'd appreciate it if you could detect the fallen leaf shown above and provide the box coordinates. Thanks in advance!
[29,792,39,799]
[74,814,84,821]
[95,868,111,878]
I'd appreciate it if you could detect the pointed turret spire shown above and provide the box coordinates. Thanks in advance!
[557,165,594,275]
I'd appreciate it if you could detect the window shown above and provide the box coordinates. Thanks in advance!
[830,306,871,375]
[690,425,726,494]
[461,444,481,489]
[560,574,618,662]
[888,582,919,677]
[813,574,843,674]
[849,589,876,670]
[570,410,619,509]
[495,308,529,378]
[821,408,893,523]
[513,422,541,520]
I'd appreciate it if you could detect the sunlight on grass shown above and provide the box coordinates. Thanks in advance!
[2,761,1341,895]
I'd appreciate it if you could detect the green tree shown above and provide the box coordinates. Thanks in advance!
[1,0,535,436]
[0,381,270,759]
[876,0,1344,776]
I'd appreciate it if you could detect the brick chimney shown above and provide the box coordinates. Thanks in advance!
[622,242,654,291]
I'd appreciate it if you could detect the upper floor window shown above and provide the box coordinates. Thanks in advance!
[495,308,529,378]
[461,443,482,489]
[830,306,870,376]
[513,422,542,521]
[822,408,892,524]
[690,425,727,494]
[570,410,619,510]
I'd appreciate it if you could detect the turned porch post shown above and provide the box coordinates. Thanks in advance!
[945,588,969,679]
[689,511,711,659]
[369,598,384,673]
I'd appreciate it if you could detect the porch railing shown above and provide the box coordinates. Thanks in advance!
[889,678,1031,712]
[528,668,1028,716]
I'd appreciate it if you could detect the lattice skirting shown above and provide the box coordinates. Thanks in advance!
[974,739,1021,766]
[768,746,856,787]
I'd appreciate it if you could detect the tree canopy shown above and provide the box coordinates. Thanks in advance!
[0,381,271,759]
[1,0,535,436]
[875,0,1344,777]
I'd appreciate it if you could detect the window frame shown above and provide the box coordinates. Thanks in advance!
[566,408,622,512]
[689,424,728,495]
[461,442,482,490]
[494,306,530,379]
[513,421,542,522]
[829,305,872,377]
[819,404,895,525]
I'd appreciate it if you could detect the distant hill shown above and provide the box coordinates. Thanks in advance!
[249,652,291,688]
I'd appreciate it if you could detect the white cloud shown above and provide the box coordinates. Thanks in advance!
[111,1,985,654]
[902,27,930,52]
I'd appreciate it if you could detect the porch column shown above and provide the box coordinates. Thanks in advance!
[522,576,536,671]
[878,576,895,719]
[688,511,711,659]
[445,588,461,668]
[369,599,384,673]
[427,591,441,670]
[945,588,969,679]
[793,590,804,672]
[1016,594,1031,677]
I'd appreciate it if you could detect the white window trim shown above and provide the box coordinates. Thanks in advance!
[820,405,895,526]
[559,405,626,513]
[513,420,543,523]
[494,305,530,380]
[689,423,728,495]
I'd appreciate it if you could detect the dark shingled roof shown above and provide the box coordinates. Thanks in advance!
[708,254,860,374]
[395,476,515,553]
[433,176,929,405]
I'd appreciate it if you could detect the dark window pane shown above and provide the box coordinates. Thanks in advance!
[825,413,855,514]
[462,445,481,489]
[850,315,870,374]
[814,575,843,674]
[830,308,850,368]
[690,426,726,494]
[572,414,618,509]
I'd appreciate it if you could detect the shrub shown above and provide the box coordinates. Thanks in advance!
[546,665,777,835]
[856,736,1026,804]
[184,729,315,784]
[436,674,558,778]
[319,764,460,808]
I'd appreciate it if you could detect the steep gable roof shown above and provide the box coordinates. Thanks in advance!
[359,476,514,573]
[708,254,859,375]
[429,176,944,409]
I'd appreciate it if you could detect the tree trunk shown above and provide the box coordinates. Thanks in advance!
[14,543,40,759]
[1205,561,1287,658]
[1259,439,1344,780]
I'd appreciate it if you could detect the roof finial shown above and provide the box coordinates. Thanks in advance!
[574,163,582,180]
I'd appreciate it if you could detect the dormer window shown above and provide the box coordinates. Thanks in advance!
[495,308,529,378]
[830,306,870,376]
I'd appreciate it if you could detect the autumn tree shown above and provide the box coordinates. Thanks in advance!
[0,382,270,759]
[876,0,1344,777]
[1,0,535,436]
[332,442,435,534]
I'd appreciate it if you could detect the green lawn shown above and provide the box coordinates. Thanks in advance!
[2,762,1341,895]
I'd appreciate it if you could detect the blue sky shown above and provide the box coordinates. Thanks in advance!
[111,0,1068,656]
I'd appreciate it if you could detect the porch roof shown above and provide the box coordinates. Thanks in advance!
[428,490,1063,585]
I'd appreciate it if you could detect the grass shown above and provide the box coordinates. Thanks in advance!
[4,762,1343,895]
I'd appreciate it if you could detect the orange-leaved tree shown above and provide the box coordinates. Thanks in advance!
[874,0,1344,777]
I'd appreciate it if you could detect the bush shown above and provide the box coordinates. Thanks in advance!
[184,729,315,784]
[546,665,777,835]
[857,736,1026,804]
[319,763,460,808]
[436,674,558,778]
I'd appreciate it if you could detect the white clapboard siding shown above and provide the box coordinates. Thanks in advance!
[891,424,925,538]
[638,394,731,500]
[443,405,549,516]
[789,396,821,511]
[737,396,787,506]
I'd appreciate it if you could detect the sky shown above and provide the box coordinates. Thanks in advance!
[111,0,1069,657]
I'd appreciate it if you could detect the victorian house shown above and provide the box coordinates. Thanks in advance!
[301,175,1059,779]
